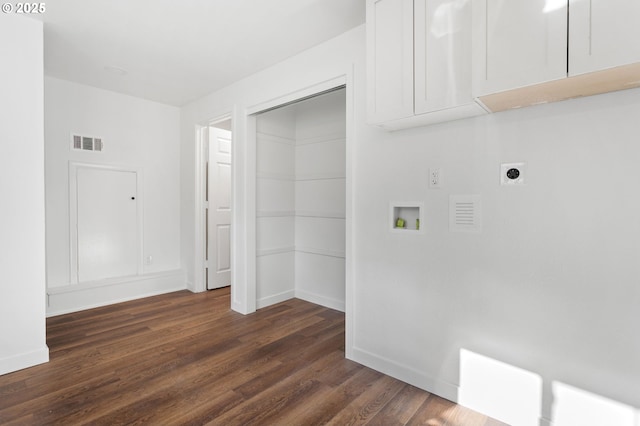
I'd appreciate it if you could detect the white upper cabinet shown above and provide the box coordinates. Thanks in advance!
[367,0,485,130]
[414,0,477,114]
[366,0,414,124]
[472,0,568,97]
[569,0,640,76]
[473,0,640,111]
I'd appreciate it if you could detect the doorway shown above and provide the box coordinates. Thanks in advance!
[206,119,232,290]
[193,75,353,324]
[254,87,347,311]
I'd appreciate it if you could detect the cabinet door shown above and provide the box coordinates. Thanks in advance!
[415,0,474,114]
[366,0,414,124]
[569,0,640,76]
[472,0,567,97]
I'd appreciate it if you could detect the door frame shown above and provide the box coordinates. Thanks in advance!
[194,113,234,294]
[242,74,355,357]
[68,161,144,285]
[192,73,355,359]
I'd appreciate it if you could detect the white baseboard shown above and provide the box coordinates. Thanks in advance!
[256,289,295,309]
[295,289,345,312]
[47,269,187,317]
[351,347,552,426]
[350,346,459,403]
[0,346,49,376]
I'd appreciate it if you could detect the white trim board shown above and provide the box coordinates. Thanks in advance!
[296,210,346,219]
[296,134,346,146]
[256,210,296,218]
[246,76,347,115]
[256,289,295,309]
[256,132,296,146]
[350,346,459,403]
[257,172,295,181]
[296,246,345,259]
[295,173,346,181]
[295,289,345,312]
[0,347,49,376]
[257,246,295,257]
[47,269,186,316]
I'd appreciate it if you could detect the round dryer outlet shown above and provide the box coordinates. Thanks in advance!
[500,162,526,185]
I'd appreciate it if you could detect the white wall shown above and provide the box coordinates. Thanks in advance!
[45,77,184,315]
[0,14,49,375]
[180,24,640,422]
[356,88,640,422]
[256,106,296,307]
[294,90,346,311]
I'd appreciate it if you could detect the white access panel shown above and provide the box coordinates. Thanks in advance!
[77,167,138,282]
[569,0,640,76]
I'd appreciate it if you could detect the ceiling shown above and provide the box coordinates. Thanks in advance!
[35,0,365,106]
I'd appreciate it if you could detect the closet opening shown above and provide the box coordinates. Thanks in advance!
[253,87,347,312]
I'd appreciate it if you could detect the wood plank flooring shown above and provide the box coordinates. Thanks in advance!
[0,288,507,425]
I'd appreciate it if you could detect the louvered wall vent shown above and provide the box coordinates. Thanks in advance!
[449,195,482,233]
[71,134,103,152]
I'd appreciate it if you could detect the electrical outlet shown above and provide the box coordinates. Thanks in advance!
[500,162,526,185]
[145,255,153,265]
[429,168,442,188]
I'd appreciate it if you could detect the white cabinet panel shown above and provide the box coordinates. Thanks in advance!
[77,168,138,282]
[473,0,567,97]
[366,0,414,123]
[569,0,640,76]
[414,0,475,114]
[367,0,484,130]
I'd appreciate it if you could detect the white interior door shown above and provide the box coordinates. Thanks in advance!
[207,127,232,289]
[77,167,138,282]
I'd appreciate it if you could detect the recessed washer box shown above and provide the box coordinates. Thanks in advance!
[500,162,526,185]
[390,202,424,233]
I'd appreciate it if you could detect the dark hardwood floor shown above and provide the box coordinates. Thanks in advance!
[0,288,506,425]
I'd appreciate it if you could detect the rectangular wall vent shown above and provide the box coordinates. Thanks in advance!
[71,134,103,152]
[449,195,482,233]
